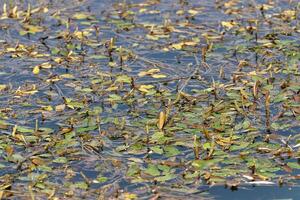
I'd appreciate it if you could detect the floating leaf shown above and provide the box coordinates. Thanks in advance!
[151,74,166,78]
[144,164,160,176]
[72,13,90,20]
[155,173,176,182]
[138,68,160,77]
[53,157,68,164]
[221,21,237,29]
[287,162,300,169]
[33,65,40,74]
[158,111,166,130]
[138,85,154,93]
[0,84,7,91]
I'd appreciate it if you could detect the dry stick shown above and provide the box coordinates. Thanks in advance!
[135,54,187,76]
[53,82,66,102]
[173,54,201,104]
[193,135,200,160]
[265,91,271,134]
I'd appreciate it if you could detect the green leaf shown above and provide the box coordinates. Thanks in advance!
[150,146,163,154]
[53,157,68,164]
[127,164,140,177]
[144,164,160,176]
[76,125,97,133]
[17,126,34,133]
[96,176,108,183]
[164,146,180,157]
[73,181,88,190]
[287,162,300,169]
[192,159,221,170]
[155,174,176,182]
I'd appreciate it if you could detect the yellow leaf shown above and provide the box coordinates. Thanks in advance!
[55,104,66,112]
[108,62,117,67]
[282,10,296,19]
[176,10,185,15]
[33,66,40,75]
[54,57,63,63]
[40,62,52,69]
[42,105,53,111]
[105,86,118,91]
[221,21,237,29]
[184,41,198,46]
[124,193,137,200]
[60,74,74,79]
[146,34,159,40]
[43,7,49,13]
[158,111,166,130]
[74,30,90,39]
[138,71,148,77]
[138,68,160,77]
[6,48,16,52]
[151,74,167,78]
[72,13,90,20]
[138,85,154,93]
[188,9,198,15]
[0,84,6,91]
[2,3,7,18]
[139,8,147,13]
[171,42,183,50]
[23,24,44,33]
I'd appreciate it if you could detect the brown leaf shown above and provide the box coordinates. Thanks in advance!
[292,93,300,114]
[5,145,14,156]
[31,157,45,166]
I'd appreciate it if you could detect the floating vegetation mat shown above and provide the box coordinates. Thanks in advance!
[0,0,300,199]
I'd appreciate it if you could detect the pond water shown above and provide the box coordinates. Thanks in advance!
[0,0,299,199]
